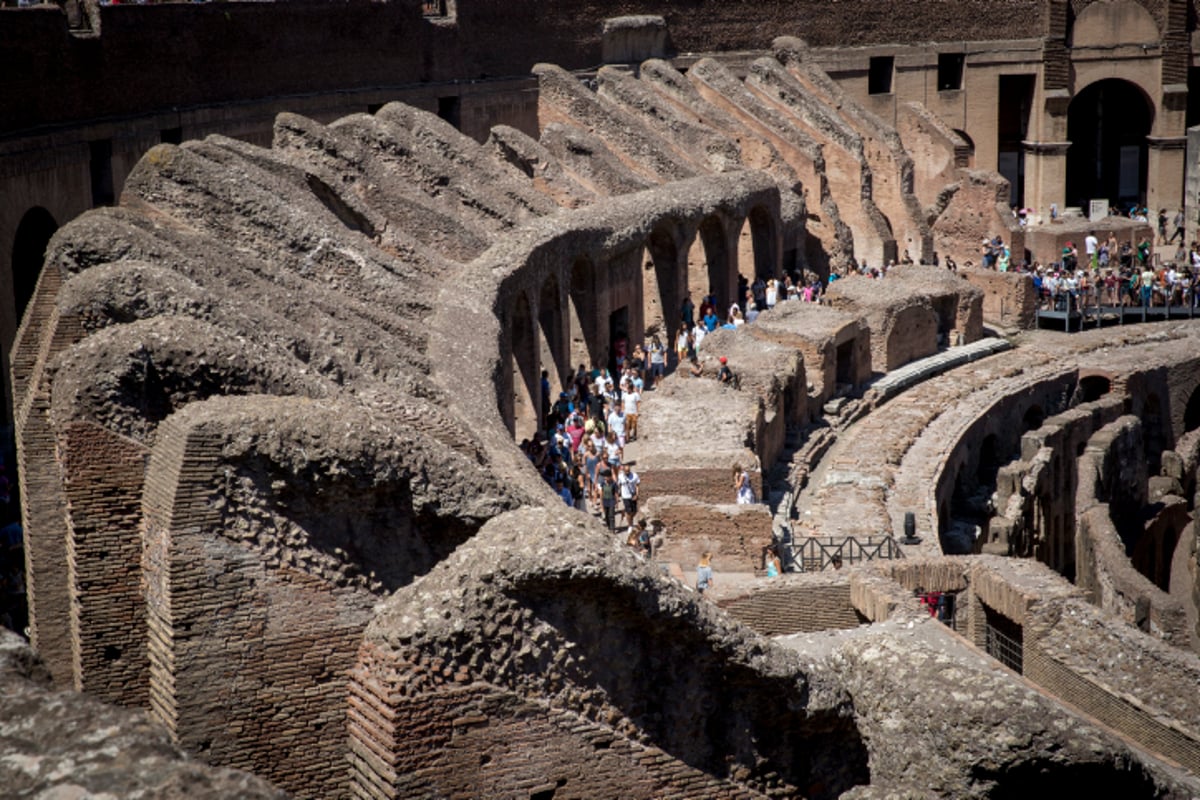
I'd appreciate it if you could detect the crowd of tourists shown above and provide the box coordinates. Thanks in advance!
[519,273,829,562]
[972,226,1200,311]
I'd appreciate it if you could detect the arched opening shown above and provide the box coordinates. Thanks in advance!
[509,293,538,441]
[1022,405,1045,433]
[690,215,730,312]
[735,207,778,313]
[1066,79,1154,210]
[12,206,58,326]
[952,128,975,168]
[1184,385,1200,433]
[568,257,598,372]
[977,434,1000,486]
[1078,374,1111,404]
[1142,393,1164,474]
[642,226,679,346]
[537,273,567,391]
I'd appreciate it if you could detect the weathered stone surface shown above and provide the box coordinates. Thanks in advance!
[0,630,287,799]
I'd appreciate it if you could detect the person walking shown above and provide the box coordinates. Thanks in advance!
[696,552,715,596]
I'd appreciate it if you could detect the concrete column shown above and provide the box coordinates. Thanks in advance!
[1022,140,1070,218]
[1185,126,1200,247]
[1147,136,1186,219]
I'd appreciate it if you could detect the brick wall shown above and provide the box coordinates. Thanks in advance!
[883,304,939,371]
[639,468,759,507]
[1,0,1047,136]
[348,644,773,800]
[59,420,149,706]
[959,268,1038,330]
[1025,648,1200,774]
[142,409,377,799]
[720,578,864,635]
[646,498,773,572]
[13,264,75,686]
[1075,416,1190,645]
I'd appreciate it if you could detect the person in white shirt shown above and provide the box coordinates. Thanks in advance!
[617,463,640,529]
[621,381,640,442]
[1084,232,1099,269]
[607,404,627,448]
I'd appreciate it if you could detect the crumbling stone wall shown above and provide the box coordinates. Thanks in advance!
[1076,416,1190,644]
[643,496,773,573]
[960,268,1039,329]
[0,629,287,799]
[348,507,870,800]
[747,301,871,417]
[719,573,865,635]
[1024,596,1200,776]
[983,394,1125,566]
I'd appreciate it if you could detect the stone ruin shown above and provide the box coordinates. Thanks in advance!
[7,38,1200,800]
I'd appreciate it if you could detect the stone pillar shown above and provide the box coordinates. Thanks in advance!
[1185,126,1200,247]
[1148,136,1186,222]
[1022,141,1070,219]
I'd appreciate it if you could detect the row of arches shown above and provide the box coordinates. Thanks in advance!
[502,204,780,439]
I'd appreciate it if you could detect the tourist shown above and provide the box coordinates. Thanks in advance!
[680,291,695,330]
[599,467,617,532]
[717,356,734,386]
[675,326,691,366]
[647,335,666,387]
[584,440,600,509]
[607,398,628,447]
[696,552,715,596]
[1171,209,1186,244]
[627,518,652,558]
[617,462,640,530]
[621,379,640,442]
[764,544,781,578]
[733,463,755,504]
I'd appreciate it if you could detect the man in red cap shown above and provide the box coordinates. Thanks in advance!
[717,356,733,385]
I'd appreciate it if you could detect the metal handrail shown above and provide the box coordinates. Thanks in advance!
[783,533,906,572]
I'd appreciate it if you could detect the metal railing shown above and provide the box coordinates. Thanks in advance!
[1035,280,1198,332]
[985,620,1024,674]
[784,533,906,572]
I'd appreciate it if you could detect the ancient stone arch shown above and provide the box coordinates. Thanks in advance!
[568,255,599,370]
[1066,78,1156,209]
[693,213,733,309]
[10,206,57,327]
[537,271,569,388]
[508,290,539,439]
[1069,0,1161,48]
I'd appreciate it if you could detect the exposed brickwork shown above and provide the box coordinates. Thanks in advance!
[645,497,773,573]
[348,644,771,800]
[720,576,864,635]
[59,420,149,705]
[960,268,1039,330]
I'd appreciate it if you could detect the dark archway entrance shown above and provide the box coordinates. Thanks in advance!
[1066,79,1153,210]
[12,207,58,326]
[1184,385,1200,433]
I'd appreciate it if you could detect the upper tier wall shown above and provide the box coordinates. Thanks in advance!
[0,0,1047,135]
